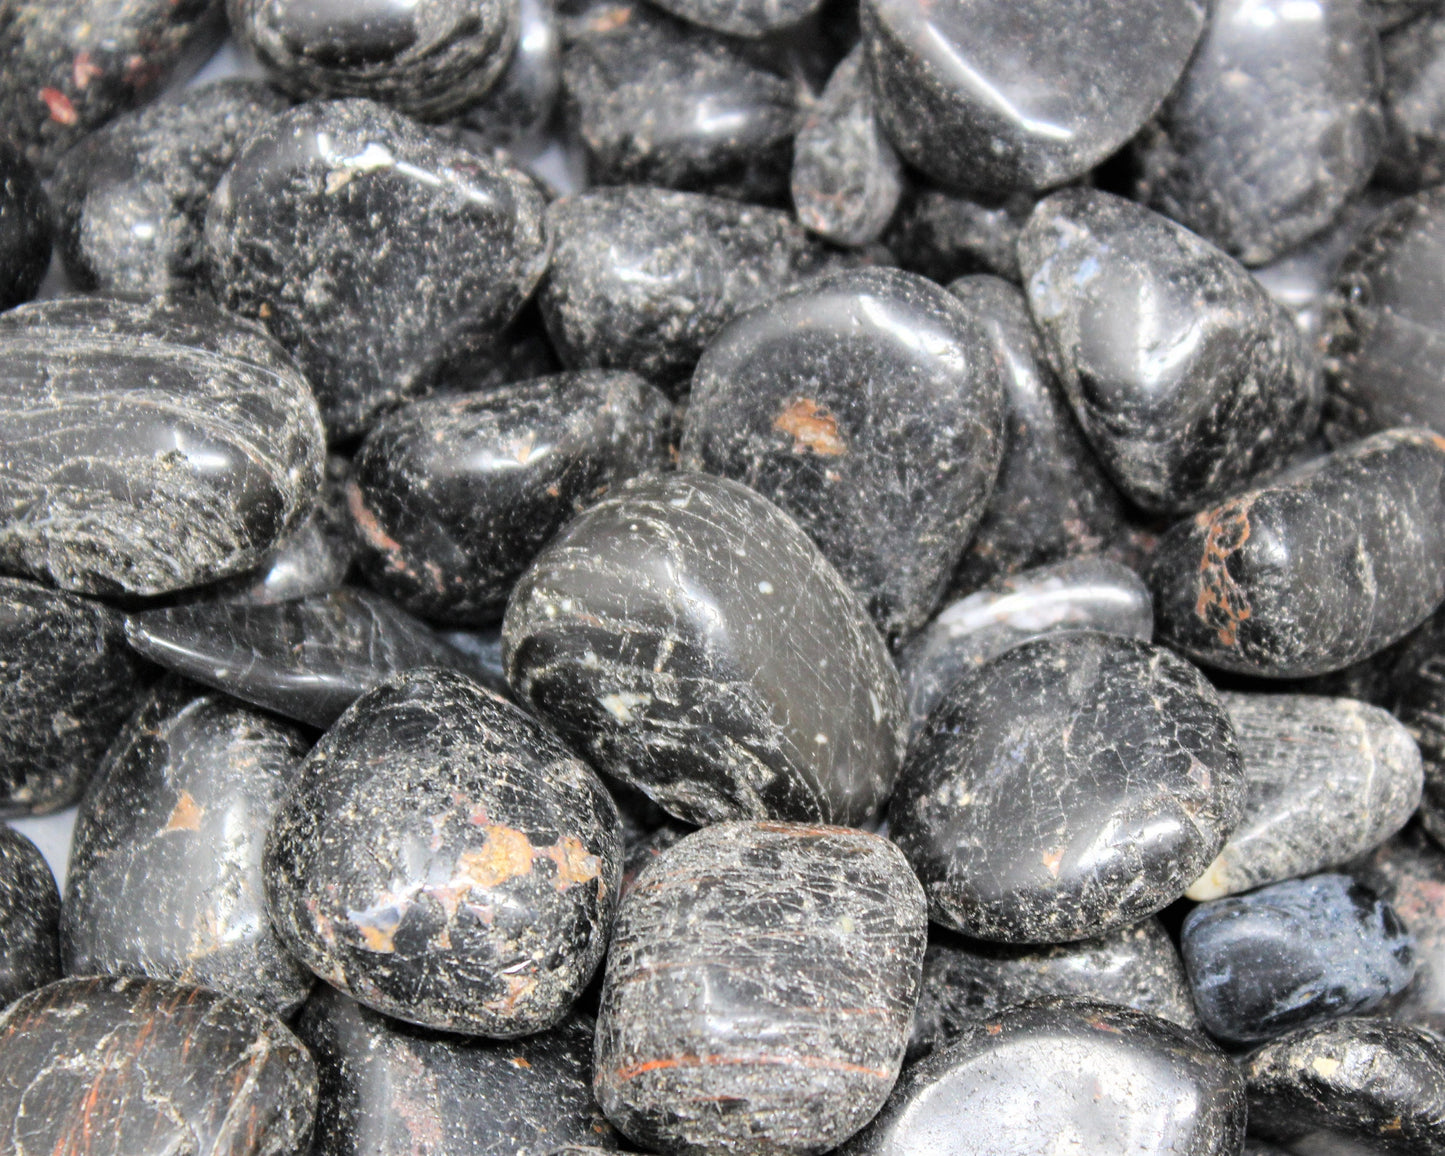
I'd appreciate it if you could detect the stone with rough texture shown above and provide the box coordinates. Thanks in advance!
[682,266,1004,644]
[0,825,59,1007]
[647,0,821,35]
[1380,10,1445,190]
[883,188,1032,285]
[1396,653,1445,847]
[504,471,906,828]
[1372,0,1444,28]
[0,295,325,596]
[1019,189,1320,513]
[0,142,51,311]
[595,821,928,1156]
[891,631,1244,942]
[62,680,313,1017]
[460,0,562,147]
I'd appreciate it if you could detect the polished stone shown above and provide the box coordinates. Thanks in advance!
[1380,10,1445,190]
[0,142,51,311]
[883,187,1032,285]
[0,825,59,1007]
[459,0,562,147]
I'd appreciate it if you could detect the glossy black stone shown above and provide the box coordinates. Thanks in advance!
[862,0,1205,196]
[682,266,1005,643]
[204,98,550,441]
[62,680,314,1017]
[0,142,51,311]
[1150,428,1445,678]
[459,0,562,147]
[0,577,148,815]
[503,471,906,827]
[1019,189,1320,514]
[595,821,928,1155]
[891,631,1245,942]
[125,587,477,728]
[883,187,1033,286]
[0,295,325,596]
[350,370,673,625]
[49,78,287,295]
[0,825,60,1007]
[1380,10,1445,190]
[266,667,622,1036]
[840,1001,1246,1156]
[0,976,318,1156]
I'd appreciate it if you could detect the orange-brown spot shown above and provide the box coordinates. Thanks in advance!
[39,87,77,125]
[613,1052,893,1083]
[347,479,426,586]
[486,971,538,1014]
[538,835,602,892]
[1193,499,1255,647]
[164,790,203,833]
[1041,847,1065,878]
[258,302,273,319]
[985,1023,1003,1036]
[1087,1016,1123,1035]
[585,3,633,32]
[510,1056,533,1069]
[774,398,847,456]
[1382,1117,1403,1133]
[457,826,537,889]
[72,51,100,89]
[357,924,396,953]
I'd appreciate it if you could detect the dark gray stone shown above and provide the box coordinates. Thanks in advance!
[1371,0,1444,29]
[647,0,821,35]
[458,0,562,147]
[1380,9,1445,190]
[0,825,59,1007]
[882,187,1032,285]
[0,142,52,311]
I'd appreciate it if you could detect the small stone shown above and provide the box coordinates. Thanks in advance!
[61,680,314,1017]
[459,0,562,148]
[595,821,928,1155]
[265,667,622,1037]
[1019,188,1320,513]
[839,1001,1246,1156]
[503,471,906,827]
[890,631,1244,942]
[1379,10,1445,191]
[0,975,318,1156]
[1150,427,1445,678]
[0,825,59,1007]
[882,186,1033,285]
[0,142,51,311]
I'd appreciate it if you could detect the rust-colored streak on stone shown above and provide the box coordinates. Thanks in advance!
[1041,847,1065,878]
[613,1052,894,1083]
[1193,498,1255,647]
[457,826,537,889]
[485,972,539,1014]
[774,398,847,456]
[164,790,204,832]
[346,479,425,586]
[39,88,78,125]
[539,836,602,892]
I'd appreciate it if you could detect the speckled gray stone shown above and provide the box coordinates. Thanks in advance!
[1380,9,1445,190]
[459,0,562,147]
[0,825,59,1007]
[646,0,821,35]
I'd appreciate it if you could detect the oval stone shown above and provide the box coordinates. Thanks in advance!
[0,825,59,1008]
[0,142,52,311]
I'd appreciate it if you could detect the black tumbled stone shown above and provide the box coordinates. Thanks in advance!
[0,142,51,311]
[0,825,60,1007]
[1379,9,1445,191]
[882,186,1032,285]
[459,0,563,148]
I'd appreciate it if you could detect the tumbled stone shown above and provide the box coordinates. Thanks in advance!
[841,1001,1246,1156]
[0,825,59,1007]
[1380,10,1445,190]
[0,142,51,311]
[459,0,562,147]
[1150,427,1445,678]
[205,98,549,441]
[350,371,673,626]
[1019,189,1320,513]
[647,0,820,35]
[891,631,1244,942]
[504,471,906,827]
[883,186,1032,285]
[595,821,928,1155]
[0,976,318,1155]
[682,266,1004,643]
[0,295,325,595]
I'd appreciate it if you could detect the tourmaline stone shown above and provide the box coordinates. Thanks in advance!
[459,0,562,147]
[1187,693,1422,900]
[1243,1017,1445,1153]
[265,668,622,1037]
[883,187,1033,285]
[205,98,549,441]
[0,577,147,815]
[594,822,928,1156]
[0,142,51,311]
[503,472,906,827]
[0,825,59,1007]
[297,989,620,1156]
[861,0,1206,196]
[1379,10,1445,190]
[125,587,477,728]
[49,79,287,295]
[61,681,314,1017]
[1150,428,1445,678]
[0,976,318,1156]
[1018,189,1319,513]
[1393,617,1445,843]
[350,371,673,625]
[839,1001,1246,1156]
[681,266,1005,644]
[646,0,821,35]
[890,632,1244,942]
[0,295,325,596]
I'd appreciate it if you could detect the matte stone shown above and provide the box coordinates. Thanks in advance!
[296,988,620,1156]
[49,78,287,295]
[682,265,1005,643]
[861,0,1206,196]
[125,587,477,728]
[61,681,314,1017]
[839,1001,1246,1156]
[594,821,928,1155]
[1182,874,1417,1045]
[350,370,673,625]
[265,667,622,1036]
[503,471,906,827]
[0,295,325,596]
[0,975,318,1156]
[459,0,562,147]
[1149,427,1445,679]
[647,0,820,35]
[0,825,59,1007]
[0,142,51,311]
[1380,10,1445,190]
[1371,0,1444,28]
[890,631,1245,942]
[1243,1017,1445,1153]
[882,187,1032,285]
[204,98,550,441]
[0,577,148,815]
[1019,188,1320,514]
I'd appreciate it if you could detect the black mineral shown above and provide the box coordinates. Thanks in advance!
[882,187,1032,285]
[459,0,562,147]
[647,0,821,35]
[0,825,59,1007]
[1380,9,1445,190]
[0,142,51,311]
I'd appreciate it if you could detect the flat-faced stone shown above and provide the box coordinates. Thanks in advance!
[595,821,928,1155]
[0,142,51,311]
[459,0,562,147]
[503,471,906,827]
[840,1000,1246,1156]
[862,0,1205,196]
[682,266,1004,644]
[266,667,622,1036]
[891,631,1244,942]
[0,577,148,815]
[883,187,1033,285]
[61,680,313,1017]
[1150,427,1445,678]
[204,98,549,441]
[0,825,59,1007]
[350,371,673,626]
[1380,10,1445,190]
[0,975,318,1156]
[1019,189,1320,513]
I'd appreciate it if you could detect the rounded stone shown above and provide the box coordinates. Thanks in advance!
[458,0,562,147]
[0,142,51,311]
[0,825,59,1008]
